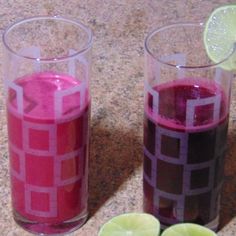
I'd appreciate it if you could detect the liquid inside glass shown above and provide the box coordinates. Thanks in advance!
[7,72,90,234]
[143,78,228,229]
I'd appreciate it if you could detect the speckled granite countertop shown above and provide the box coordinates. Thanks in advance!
[0,0,236,235]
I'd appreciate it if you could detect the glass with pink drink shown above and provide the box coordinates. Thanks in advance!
[2,16,92,234]
[143,23,233,231]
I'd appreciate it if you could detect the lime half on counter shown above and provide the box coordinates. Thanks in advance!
[98,213,160,236]
[161,223,217,236]
[204,4,236,71]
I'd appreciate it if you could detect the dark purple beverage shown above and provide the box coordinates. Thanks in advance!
[143,78,228,228]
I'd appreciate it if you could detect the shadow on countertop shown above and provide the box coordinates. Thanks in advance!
[88,113,236,229]
[88,119,143,217]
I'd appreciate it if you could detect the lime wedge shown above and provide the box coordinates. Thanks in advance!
[98,213,160,236]
[161,223,217,236]
[203,4,236,71]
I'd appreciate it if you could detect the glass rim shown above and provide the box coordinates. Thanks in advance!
[144,22,234,70]
[2,15,93,62]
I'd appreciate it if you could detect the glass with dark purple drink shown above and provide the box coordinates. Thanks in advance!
[143,23,233,231]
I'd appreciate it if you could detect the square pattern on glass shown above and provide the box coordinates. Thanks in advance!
[25,154,54,187]
[54,82,85,118]
[54,149,83,186]
[144,117,156,155]
[186,94,221,127]
[25,184,57,217]
[23,121,56,156]
[161,134,180,158]
[184,191,211,223]
[8,111,23,148]
[143,153,152,179]
[190,167,210,189]
[31,191,50,212]
[187,128,216,164]
[183,161,215,195]
[158,196,176,218]
[11,176,25,212]
[57,179,82,215]
[143,178,154,214]
[144,81,159,117]
[156,159,183,194]
[153,188,185,224]
[10,145,25,181]
[29,129,50,151]
[156,126,188,164]
[57,116,83,155]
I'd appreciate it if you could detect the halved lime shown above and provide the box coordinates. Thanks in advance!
[98,213,160,236]
[161,223,217,236]
[203,4,236,71]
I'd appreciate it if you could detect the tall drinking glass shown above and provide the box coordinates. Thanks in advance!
[143,23,233,231]
[2,16,92,235]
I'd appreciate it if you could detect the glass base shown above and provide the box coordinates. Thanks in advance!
[204,215,219,232]
[13,209,88,235]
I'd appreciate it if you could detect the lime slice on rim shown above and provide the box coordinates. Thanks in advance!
[204,4,236,71]
[98,213,160,236]
[161,223,217,236]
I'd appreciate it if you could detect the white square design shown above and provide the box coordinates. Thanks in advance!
[144,81,159,117]
[25,184,57,217]
[153,188,185,222]
[143,148,156,187]
[23,121,56,156]
[54,82,86,119]
[156,126,188,165]
[10,144,25,181]
[54,148,84,186]
[4,80,23,114]
[186,94,221,127]
[183,160,215,195]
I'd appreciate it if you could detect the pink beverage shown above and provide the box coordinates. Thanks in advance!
[143,78,228,228]
[7,72,90,233]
